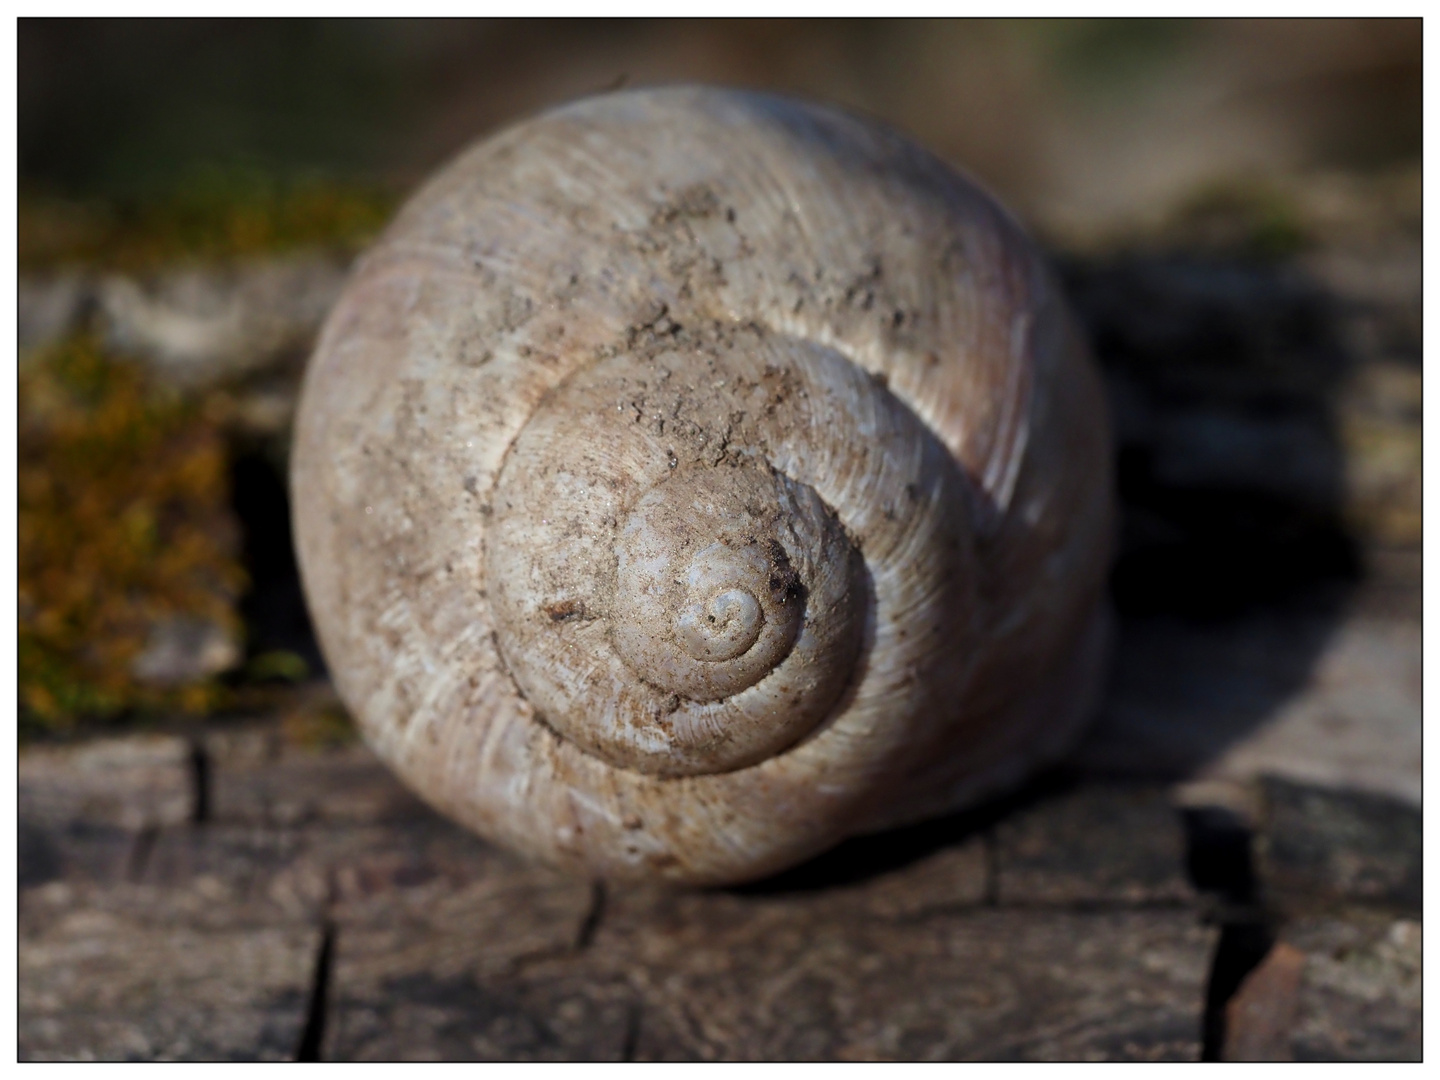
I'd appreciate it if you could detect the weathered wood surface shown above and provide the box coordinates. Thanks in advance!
[19,714,1419,1061]
[18,167,1420,1061]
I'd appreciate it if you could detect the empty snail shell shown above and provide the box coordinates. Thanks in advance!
[292,85,1115,886]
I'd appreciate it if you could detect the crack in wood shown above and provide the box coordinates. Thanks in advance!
[1182,805,1281,1061]
[189,739,211,824]
[295,922,335,1061]
[620,1001,641,1062]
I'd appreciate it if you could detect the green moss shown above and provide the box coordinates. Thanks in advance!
[1019,19,1197,100]
[19,170,396,273]
[18,335,247,735]
[1167,181,1310,260]
[246,649,311,684]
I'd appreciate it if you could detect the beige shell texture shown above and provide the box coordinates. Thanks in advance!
[292,85,1115,886]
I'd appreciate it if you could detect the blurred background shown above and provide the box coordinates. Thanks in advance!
[17,19,1422,764]
[20,19,1422,236]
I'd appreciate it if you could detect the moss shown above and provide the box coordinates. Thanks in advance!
[1166,181,1311,260]
[245,649,311,684]
[19,172,396,274]
[1025,19,1197,101]
[281,695,359,751]
[17,170,395,739]
[18,334,247,735]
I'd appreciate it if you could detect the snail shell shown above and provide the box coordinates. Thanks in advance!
[292,86,1115,886]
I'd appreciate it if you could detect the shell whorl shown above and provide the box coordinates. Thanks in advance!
[292,86,1116,885]
[485,340,871,777]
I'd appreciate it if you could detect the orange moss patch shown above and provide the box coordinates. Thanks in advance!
[18,335,248,732]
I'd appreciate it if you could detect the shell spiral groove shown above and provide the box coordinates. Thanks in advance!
[292,85,1116,885]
